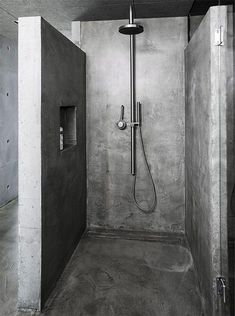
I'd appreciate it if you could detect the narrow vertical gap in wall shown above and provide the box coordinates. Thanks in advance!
[187,14,191,42]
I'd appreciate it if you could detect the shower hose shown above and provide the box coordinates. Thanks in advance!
[133,125,157,214]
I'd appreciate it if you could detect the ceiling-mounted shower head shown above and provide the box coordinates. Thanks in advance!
[119,4,144,35]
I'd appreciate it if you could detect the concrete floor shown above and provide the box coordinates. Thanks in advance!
[1,201,204,316]
[0,199,18,316]
[40,236,204,316]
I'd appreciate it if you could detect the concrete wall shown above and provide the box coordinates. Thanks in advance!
[189,15,204,40]
[18,17,86,310]
[185,6,232,315]
[227,6,234,316]
[0,35,18,207]
[81,17,187,234]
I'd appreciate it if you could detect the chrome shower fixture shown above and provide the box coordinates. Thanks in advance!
[119,3,144,175]
[118,3,157,213]
[119,4,144,35]
[116,105,127,130]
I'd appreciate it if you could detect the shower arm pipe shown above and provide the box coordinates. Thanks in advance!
[130,3,136,175]
[129,3,134,24]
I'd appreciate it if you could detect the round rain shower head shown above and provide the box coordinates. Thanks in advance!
[119,23,144,35]
[119,3,144,35]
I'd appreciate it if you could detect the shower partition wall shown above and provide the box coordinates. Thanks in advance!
[185,5,234,316]
[218,3,235,316]
[229,5,235,315]
[18,17,86,310]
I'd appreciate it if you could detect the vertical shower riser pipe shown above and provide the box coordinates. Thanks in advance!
[130,4,136,175]
[130,35,136,175]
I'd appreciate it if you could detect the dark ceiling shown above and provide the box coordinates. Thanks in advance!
[0,0,194,39]
[189,0,233,15]
[0,0,233,39]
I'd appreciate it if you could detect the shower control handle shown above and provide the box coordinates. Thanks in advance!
[117,105,127,130]
[120,104,124,120]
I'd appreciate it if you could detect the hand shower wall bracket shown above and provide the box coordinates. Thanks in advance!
[130,101,141,127]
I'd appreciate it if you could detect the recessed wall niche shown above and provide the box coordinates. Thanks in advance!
[60,106,77,150]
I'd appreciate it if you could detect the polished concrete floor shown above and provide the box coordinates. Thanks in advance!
[1,200,204,316]
[41,236,204,316]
